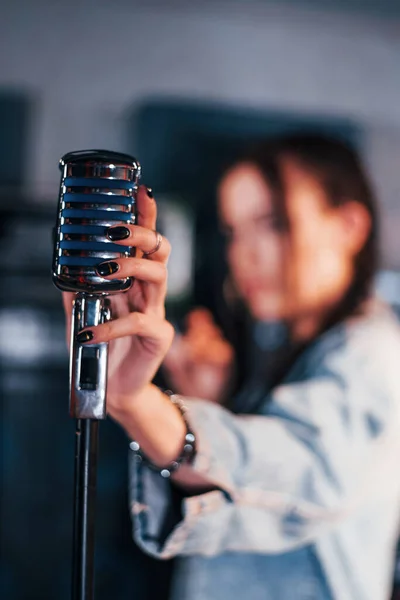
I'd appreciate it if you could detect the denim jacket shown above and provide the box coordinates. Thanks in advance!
[129,299,400,600]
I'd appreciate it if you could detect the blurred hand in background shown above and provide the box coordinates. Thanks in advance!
[162,308,234,403]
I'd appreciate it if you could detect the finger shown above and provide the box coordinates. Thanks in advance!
[192,341,234,365]
[77,312,174,347]
[186,308,225,339]
[187,308,215,325]
[106,225,170,263]
[136,185,157,231]
[62,292,75,319]
[96,257,167,285]
[182,335,233,366]
[186,308,219,330]
[62,292,75,346]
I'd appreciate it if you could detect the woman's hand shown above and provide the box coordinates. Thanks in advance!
[62,185,174,418]
[163,308,234,403]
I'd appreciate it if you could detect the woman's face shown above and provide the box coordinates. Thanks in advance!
[218,159,364,331]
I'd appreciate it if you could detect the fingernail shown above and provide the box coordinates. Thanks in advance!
[96,261,120,276]
[77,330,94,343]
[107,226,130,241]
[146,187,153,199]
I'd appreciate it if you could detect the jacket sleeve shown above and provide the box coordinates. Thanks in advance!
[128,320,400,559]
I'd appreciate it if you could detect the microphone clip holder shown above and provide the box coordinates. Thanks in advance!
[70,294,111,420]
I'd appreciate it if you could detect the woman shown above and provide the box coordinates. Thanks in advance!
[64,134,400,599]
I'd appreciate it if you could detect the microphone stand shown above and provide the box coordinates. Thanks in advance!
[70,294,110,600]
[52,148,140,600]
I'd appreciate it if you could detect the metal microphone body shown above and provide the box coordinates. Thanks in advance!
[53,149,141,419]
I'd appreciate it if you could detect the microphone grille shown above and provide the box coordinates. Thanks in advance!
[53,150,141,294]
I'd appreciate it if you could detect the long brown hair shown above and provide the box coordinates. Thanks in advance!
[237,133,379,331]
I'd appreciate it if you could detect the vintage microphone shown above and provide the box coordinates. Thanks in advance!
[52,150,141,599]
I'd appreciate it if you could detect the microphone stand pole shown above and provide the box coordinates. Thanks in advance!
[70,293,110,600]
[72,418,99,600]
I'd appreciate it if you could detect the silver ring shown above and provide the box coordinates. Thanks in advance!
[143,231,163,257]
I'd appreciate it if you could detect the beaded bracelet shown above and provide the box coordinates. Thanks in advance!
[129,391,196,478]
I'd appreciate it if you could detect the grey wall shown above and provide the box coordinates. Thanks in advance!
[2,0,400,264]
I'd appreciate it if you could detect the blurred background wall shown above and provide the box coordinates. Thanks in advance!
[1,1,400,599]
[1,1,399,222]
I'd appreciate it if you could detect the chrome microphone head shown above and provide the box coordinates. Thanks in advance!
[52,149,141,294]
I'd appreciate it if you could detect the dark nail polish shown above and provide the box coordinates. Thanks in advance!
[107,226,130,241]
[146,187,153,199]
[96,261,120,276]
[77,330,94,343]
